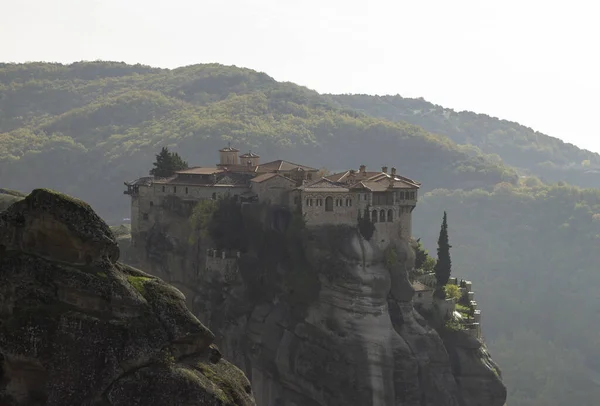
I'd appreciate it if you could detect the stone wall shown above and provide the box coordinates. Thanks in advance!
[301,192,357,226]
[250,176,296,205]
[204,249,240,283]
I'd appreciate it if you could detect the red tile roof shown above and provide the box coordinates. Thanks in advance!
[257,160,318,173]
[175,167,223,175]
[250,173,297,184]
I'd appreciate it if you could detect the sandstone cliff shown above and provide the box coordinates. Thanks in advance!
[0,189,255,406]
[137,203,507,406]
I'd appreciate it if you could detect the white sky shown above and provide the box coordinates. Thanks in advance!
[2,0,599,153]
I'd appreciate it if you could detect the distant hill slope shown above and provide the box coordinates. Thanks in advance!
[0,188,25,211]
[0,62,516,221]
[330,94,600,188]
[3,61,600,406]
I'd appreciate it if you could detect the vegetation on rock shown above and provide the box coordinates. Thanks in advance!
[2,61,599,405]
[434,211,452,294]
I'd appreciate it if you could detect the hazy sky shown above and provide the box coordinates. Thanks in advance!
[2,0,599,152]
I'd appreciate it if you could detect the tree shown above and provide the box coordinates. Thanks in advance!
[414,238,429,269]
[434,211,452,289]
[149,147,188,177]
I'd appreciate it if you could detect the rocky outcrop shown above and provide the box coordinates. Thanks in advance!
[0,189,255,406]
[138,205,507,406]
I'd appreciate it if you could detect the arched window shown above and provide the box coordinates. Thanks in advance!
[387,209,393,222]
[325,196,334,212]
[162,186,165,192]
[346,198,352,206]
[372,210,378,223]
[379,210,385,222]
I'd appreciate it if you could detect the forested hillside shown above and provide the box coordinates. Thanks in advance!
[1,61,599,406]
[331,94,600,189]
[415,181,600,406]
[0,62,515,222]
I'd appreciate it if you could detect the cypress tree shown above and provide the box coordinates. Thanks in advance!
[434,211,452,288]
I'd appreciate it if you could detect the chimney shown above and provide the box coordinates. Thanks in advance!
[359,165,366,174]
[391,167,396,176]
[382,166,388,174]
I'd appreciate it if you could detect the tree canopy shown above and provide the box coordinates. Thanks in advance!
[434,211,452,290]
[149,146,188,177]
[2,61,600,406]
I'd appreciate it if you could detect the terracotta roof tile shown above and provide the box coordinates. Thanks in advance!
[251,173,296,184]
[175,167,223,175]
[257,160,318,172]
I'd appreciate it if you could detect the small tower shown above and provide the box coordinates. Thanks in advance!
[219,143,239,166]
[239,151,260,167]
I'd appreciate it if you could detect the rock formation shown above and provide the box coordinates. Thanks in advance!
[137,203,507,406]
[0,189,255,406]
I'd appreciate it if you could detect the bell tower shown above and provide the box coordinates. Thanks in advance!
[219,143,239,166]
[239,151,260,167]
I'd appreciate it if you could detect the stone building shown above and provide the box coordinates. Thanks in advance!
[124,145,420,245]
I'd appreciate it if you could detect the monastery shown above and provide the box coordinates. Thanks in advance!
[124,145,420,246]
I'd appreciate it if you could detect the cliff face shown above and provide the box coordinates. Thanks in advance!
[0,189,255,406]
[138,205,507,406]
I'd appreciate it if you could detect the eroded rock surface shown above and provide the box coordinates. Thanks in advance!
[138,208,507,406]
[0,189,255,406]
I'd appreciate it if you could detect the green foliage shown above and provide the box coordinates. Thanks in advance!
[414,238,436,273]
[455,304,472,318]
[189,199,218,243]
[126,275,152,295]
[384,246,399,270]
[357,209,375,241]
[434,212,452,287]
[444,284,461,301]
[332,94,600,190]
[415,183,600,406]
[205,196,248,251]
[443,318,464,332]
[149,146,188,177]
[0,62,518,223]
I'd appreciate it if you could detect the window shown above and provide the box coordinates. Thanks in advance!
[142,213,149,220]
[364,194,368,201]
[387,209,393,222]
[372,210,378,223]
[346,198,352,207]
[306,198,313,207]
[162,186,165,193]
[400,191,405,200]
[294,196,299,204]
[150,201,154,207]
[410,191,416,200]
[317,198,323,207]
[379,210,385,222]
[325,196,334,212]
[185,187,189,194]
[212,192,217,200]
[173,186,177,193]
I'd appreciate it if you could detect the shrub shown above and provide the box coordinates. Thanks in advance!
[444,284,462,300]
